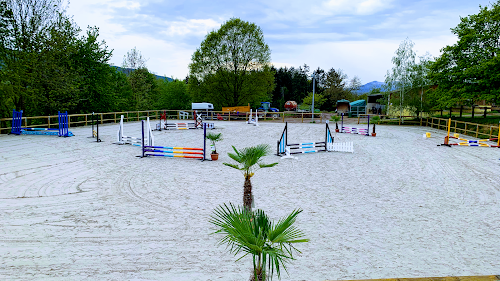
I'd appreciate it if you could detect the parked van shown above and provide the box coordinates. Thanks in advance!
[191,102,214,111]
[192,102,214,120]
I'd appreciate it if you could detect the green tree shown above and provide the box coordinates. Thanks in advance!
[157,79,191,110]
[210,203,309,281]
[189,18,275,109]
[73,26,114,113]
[429,1,500,108]
[128,67,159,110]
[223,145,277,211]
[302,92,326,109]
[0,0,65,114]
[322,68,353,110]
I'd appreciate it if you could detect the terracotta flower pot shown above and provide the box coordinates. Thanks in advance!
[371,133,376,137]
[211,153,219,161]
[335,129,339,133]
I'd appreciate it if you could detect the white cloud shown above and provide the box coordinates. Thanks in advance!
[107,34,194,79]
[160,19,222,37]
[271,35,457,83]
[320,0,394,16]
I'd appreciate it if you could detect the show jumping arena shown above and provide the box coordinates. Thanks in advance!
[0,119,499,280]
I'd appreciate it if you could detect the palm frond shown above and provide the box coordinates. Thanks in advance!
[210,204,308,281]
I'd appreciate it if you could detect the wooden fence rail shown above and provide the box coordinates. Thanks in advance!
[0,110,328,134]
[3,110,498,140]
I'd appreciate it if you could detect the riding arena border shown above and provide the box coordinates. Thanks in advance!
[139,120,207,160]
[441,118,500,147]
[10,109,73,137]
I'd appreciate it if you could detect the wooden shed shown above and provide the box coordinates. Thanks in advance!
[336,99,350,114]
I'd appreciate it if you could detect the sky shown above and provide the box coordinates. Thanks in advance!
[67,0,492,84]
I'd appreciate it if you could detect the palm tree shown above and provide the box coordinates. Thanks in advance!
[223,144,278,211]
[210,203,309,281]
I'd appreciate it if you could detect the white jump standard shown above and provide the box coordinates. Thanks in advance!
[115,115,153,146]
[246,109,259,126]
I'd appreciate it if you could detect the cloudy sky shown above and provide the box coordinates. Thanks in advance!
[67,0,491,84]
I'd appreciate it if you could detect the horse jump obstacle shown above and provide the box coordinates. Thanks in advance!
[140,120,207,160]
[442,118,500,147]
[164,111,214,130]
[246,109,259,126]
[10,109,73,137]
[341,113,371,136]
[116,115,153,146]
[277,122,337,157]
[90,112,102,142]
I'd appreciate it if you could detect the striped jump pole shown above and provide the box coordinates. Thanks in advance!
[140,121,207,160]
[442,118,500,147]
[277,122,334,157]
[341,114,370,136]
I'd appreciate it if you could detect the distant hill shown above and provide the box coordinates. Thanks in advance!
[111,66,174,82]
[356,81,385,95]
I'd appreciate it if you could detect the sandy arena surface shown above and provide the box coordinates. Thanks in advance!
[0,119,499,281]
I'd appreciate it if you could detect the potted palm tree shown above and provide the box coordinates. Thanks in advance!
[223,144,278,211]
[206,132,223,160]
[330,115,341,132]
[210,203,309,281]
[371,115,380,137]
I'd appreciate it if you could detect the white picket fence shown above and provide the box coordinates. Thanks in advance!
[327,142,354,153]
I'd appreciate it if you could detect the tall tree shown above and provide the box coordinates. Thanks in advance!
[385,38,416,117]
[322,68,352,110]
[157,79,191,110]
[429,1,500,108]
[270,65,311,110]
[122,46,147,70]
[189,18,274,109]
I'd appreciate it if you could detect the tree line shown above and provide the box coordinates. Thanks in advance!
[385,1,500,116]
[2,1,499,120]
[0,0,190,119]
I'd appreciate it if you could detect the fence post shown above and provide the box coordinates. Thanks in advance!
[460,106,463,117]
[101,113,103,124]
[476,124,479,138]
[301,113,304,123]
[137,111,139,121]
[114,113,116,123]
[483,107,487,118]
[282,112,285,123]
[85,114,88,126]
[48,116,51,129]
[472,105,475,118]
[320,113,322,123]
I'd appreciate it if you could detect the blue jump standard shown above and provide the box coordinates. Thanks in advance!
[10,109,74,137]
